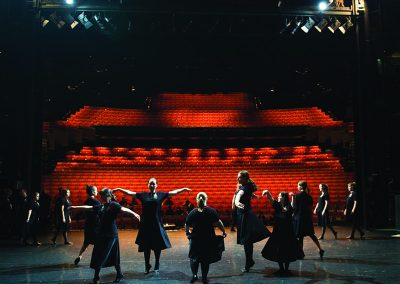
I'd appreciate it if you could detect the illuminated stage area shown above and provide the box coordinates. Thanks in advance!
[0,228,399,283]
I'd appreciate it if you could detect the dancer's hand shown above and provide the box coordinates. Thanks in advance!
[222,232,227,238]
[236,202,245,209]
[133,212,141,222]
[262,190,269,196]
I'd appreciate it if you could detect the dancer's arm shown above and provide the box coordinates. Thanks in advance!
[120,207,140,221]
[322,200,328,216]
[69,205,94,211]
[351,200,357,215]
[26,209,32,222]
[213,219,227,237]
[113,188,136,197]
[169,187,191,196]
[262,190,274,203]
[61,205,66,223]
[234,190,245,209]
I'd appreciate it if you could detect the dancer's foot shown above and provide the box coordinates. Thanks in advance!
[91,276,100,284]
[64,241,73,245]
[333,231,338,239]
[113,274,124,283]
[144,264,152,274]
[74,256,81,265]
[318,235,324,240]
[242,259,255,272]
[32,241,42,246]
[319,249,325,260]
[51,238,56,245]
[190,275,198,283]
[346,235,354,239]
[202,277,209,284]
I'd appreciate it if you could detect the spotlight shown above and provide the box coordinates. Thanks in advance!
[49,12,65,29]
[318,2,328,10]
[339,17,353,34]
[77,12,93,29]
[64,14,79,29]
[301,17,315,33]
[328,18,341,33]
[315,18,328,32]
[291,18,302,35]
[65,0,74,4]
[279,18,292,34]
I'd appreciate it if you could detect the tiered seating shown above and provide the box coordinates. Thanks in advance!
[153,93,253,110]
[42,146,353,220]
[59,106,343,128]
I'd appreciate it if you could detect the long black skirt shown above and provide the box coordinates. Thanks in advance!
[261,232,304,262]
[237,210,270,245]
[317,211,332,227]
[189,235,225,264]
[136,221,171,252]
[90,236,120,269]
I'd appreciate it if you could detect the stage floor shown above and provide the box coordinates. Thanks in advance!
[0,226,399,283]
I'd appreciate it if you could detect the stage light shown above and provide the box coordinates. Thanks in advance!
[279,18,292,34]
[301,17,315,33]
[49,12,65,29]
[315,18,328,32]
[65,0,74,4]
[65,14,79,29]
[40,16,49,28]
[328,18,341,33]
[291,18,302,35]
[77,12,93,29]
[339,17,353,34]
[318,2,328,11]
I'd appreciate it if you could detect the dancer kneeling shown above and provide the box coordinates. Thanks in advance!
[261,190,304,275]
[71,188,140,284]
[185,192,226,284]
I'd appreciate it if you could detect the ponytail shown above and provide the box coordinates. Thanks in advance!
[196,192,208,210]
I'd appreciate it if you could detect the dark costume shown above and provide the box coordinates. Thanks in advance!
[261,201,304,262]
[23,199,41,244]
[84,197,101,245]
[135,192,171,252]
[317,193,337,239]
[52,196,71,243]
[292,191,314,238]
[186,206,225,283]
[236,183,270,270]
[90,201,123,281]
[345,191,364,237]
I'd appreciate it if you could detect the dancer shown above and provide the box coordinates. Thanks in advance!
[185,192,226,284]
[113,177,191,274]
[70,188,140,284]
[292,181,324,259]
[261,190,304,275]
[313,183,337,240]
[235,170,270,272]
[51,187,72,245]
[74,185,101,265]
[344,182,365,239]
[23,192,41,246]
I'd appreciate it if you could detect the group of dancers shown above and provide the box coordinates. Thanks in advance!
[20,170,364,284]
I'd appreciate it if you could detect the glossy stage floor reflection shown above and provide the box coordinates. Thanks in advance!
[0,226,399,283]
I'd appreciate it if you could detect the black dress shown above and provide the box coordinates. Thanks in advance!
[55,197,71,231]
[25,200,40,242]
[90,201,122,269]
[84,197,101,245]
[135,192,171,252]
[261,201,304,262]
[186,207,225,264]
[293,191,315,237]
[236,184,270,245]
[345,192,359,222]
[317,194,331,227]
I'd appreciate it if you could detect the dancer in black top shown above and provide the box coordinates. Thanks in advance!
[261,190,304,275]
[23,192,41,246]
[313,183,337,240]
[292,181,324,259]
[344,182,365,239]
[185,192,226,284]
[74,185,101,265]
[235,170,270,272]
[113,177,191,274]
[71,188,140,284]
[51,188,72,245]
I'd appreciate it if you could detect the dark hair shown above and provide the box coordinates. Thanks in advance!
[60,187,69,197]
[320,183,329,193]
[238,170,257,193]
[348,182,356,191]
[298,180,308,190]
[279,192,290,207]
[86,184,97,196]
[196,192,207,209]
[100,188,113,199]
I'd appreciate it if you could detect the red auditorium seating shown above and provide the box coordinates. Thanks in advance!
[43,145,353,220]
[57,93,343,128]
